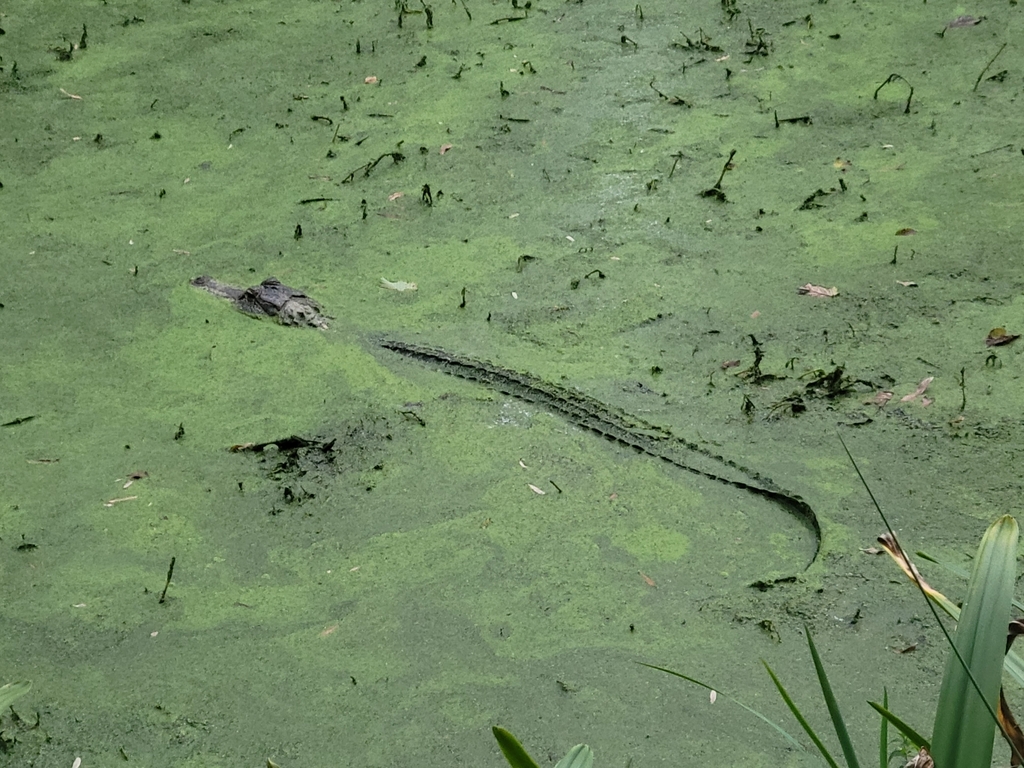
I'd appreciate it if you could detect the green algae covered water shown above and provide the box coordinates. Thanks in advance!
[3,1,1024,765]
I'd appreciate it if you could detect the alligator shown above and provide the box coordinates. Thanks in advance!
[189,273,822,572]
[190,276,329,329]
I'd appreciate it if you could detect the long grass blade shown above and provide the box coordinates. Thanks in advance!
[840,435,1014,748]
[866,701,929,751]
[805,628,860,768]
[762,660,841,768]
[639,663,807,752]
[878,689,888,768]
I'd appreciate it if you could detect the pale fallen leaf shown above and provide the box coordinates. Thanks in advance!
[860,546,883,555]
[27,458,59,464]
[900,376,934,402]
[709,690,718,703]
[947,14,984,28]
[721,359,740,370]
[440,143,453,155]
[896,280,917,287]
[833,158,852,170]
[528,483,546,495]
[920,396,933,407]
[388,191,404,201]
[750,310,760,318]
[60,88,82,100]
[349,566,360,572]
[380,277,418,292]
[519,459,528,469]
[73,758,82,768]
[639,571,656,587]
[511,291,518,299]
[104,495,138,507]
[320,624,339,637]
[172,249,191,255]
[865,390,893,407]
[364,75,379,84]
[797,283,838,298]
[73,603,87,608]
[150,631,158,637]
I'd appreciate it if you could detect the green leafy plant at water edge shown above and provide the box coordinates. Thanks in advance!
[492,727,593,768]
[493,497,1023,766]
[650,514,1022,768]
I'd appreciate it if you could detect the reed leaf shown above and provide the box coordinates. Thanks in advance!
[805,628,860,768]
[930,515,1018,768]
[762,660,842,768]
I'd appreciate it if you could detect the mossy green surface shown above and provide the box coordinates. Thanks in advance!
[3,1,1024,766]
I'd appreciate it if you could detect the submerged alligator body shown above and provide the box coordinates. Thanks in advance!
[189,270,821,572]
[191,276,329,329]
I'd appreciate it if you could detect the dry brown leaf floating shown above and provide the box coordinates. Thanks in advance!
[865,390,894,407]
[439,143,453,155]
[900,376,934,402]
[639,571,656,587]
[721,359,741,370]
[986,327,1020,347]
[797,283,839,298]
[528,483,546,495]
[895,228,917,236]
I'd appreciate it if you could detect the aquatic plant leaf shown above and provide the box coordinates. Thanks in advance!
[762,660,842,768]
[0,681,31,710]
[492,727,542,768]
[553,744,594,768]
[879,689,889,768]
[882,539,1024,688]
[805,628,860,768]
[866,701,928,751]
[931,515,1018,768]
[639,664,806,752]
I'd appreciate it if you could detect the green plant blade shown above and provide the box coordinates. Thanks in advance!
[0,681,31,711]
[887,545,1024,688]
[640,663,806,752]
[762,660,841,768]
[931,515,1018,768]
[805,628,860,768]
[492,727,542,768]
[866,701,928,751]
[553,744,594,768]
[878,689,888,768]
